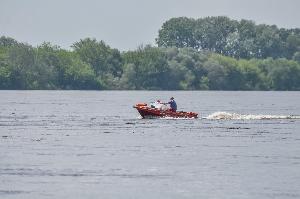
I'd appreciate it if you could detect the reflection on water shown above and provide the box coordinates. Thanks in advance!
[0,91,300,199]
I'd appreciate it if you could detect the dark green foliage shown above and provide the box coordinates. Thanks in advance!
[293,51,300,63]
[121,45,169,90]
[157,16,300,60]
[7,43,36,89]
[156,17,197,48]
[73,38,113,75]
[0,36,18,47]
[71,38,122,89]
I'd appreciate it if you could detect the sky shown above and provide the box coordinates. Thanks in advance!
[1,0,300,51]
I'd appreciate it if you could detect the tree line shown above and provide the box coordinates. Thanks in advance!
[157,16,300,60]
[0,16,300,90]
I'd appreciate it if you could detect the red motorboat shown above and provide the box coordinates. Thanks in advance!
[133,103,198,119]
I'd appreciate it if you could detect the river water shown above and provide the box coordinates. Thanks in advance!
[0,91,300,199]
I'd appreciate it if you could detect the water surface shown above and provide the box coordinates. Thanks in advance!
[1,91,300,199]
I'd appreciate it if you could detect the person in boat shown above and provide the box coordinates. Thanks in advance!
[151,100,162,109]
[150,100,168,111]
[155,100,163,109]
[155,100,168,110]
[167,97,177,112]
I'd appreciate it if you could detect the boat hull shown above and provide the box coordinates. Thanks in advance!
[133,104,198,119]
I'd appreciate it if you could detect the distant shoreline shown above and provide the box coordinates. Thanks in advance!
[1,17,300,91]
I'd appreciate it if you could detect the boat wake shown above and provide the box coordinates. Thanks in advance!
[205,112,300,120]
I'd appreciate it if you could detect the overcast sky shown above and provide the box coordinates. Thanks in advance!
[1,0,300,51]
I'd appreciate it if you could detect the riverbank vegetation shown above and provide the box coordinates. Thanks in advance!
[1,16,300,90]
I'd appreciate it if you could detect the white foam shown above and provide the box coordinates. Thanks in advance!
[206,111,300,120]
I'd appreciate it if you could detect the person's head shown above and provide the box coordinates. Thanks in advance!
[157,100,160,103]
[170,97,174,100]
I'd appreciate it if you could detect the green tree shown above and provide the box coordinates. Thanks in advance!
[7,43,35,89]
[195,16,238,54]
[33,42,62,89]
[286,34,300,58]
[211,54,244,90]
[225,20,257,58]
[267,59,300,90]
[72,38,122,76]
[254,25,282,58]
[203,59,226,90]
[0,55,11,89]
[122,45,169,89]
[293,51,300,63]
[156,17,197,48]
[0,36,18,47]
[64,57,99,89]
[157,16,300,60]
